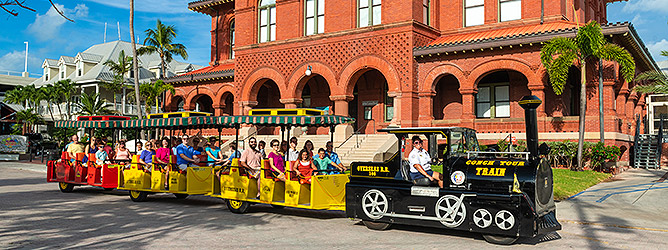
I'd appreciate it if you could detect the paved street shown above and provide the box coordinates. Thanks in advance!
[1,162,667,249]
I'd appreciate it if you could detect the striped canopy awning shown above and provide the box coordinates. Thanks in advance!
[54,115,354,129]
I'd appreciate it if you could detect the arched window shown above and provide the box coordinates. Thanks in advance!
[358,0,381,28]
[230,19,235,59]
[258,0,276,43]
[423,0,430,26]
[499,0,521,22]
[305,0,324,35]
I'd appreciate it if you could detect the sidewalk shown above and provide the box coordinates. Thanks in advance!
[0,161,48,173]
[556,168,668,231]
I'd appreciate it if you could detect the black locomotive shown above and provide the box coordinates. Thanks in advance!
[345,95,560,244]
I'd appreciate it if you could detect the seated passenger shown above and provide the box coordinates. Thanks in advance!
[267,139,286,181]
[408,136,443,188]
[176,135,202,171]
[66,135,85,163]
[95,143,108,166]
[314,148,344,174]
[139,141,156,172]
[293,149,316,184]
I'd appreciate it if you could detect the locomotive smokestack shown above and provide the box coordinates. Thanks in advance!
[519,95,542,159]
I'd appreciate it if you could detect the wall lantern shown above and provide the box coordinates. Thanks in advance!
[305,65,312,76]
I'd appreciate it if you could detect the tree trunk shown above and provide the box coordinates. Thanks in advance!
[576,62,587,171]
[47,102,55,122]
[161,58,165,79]
[55,99,63,120]
[130,0,143,139]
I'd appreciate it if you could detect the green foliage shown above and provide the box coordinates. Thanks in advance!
[497,139,526,152]
[10,124,22,135]
[589,142,621,171]
[138,19,188,78]
[75,92,113,116]
[634,50,668,94]
[552,168,611,200]
[139,79,175,114]
[54,79,77,120]
[48,126,78,146]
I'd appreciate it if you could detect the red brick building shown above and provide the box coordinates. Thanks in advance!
[165,0,659,162]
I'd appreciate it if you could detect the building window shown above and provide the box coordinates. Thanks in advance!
[43,68,49,81]
[258,0,276,43]
[76,60,83,77]
[358,0,381,28]
[499,0,521,22]
[476,83,510,118]
[305,0,324,35]
[464,0,484,27]
[423,0,430,26]
[230,19,235,59]
[60,64,66,79]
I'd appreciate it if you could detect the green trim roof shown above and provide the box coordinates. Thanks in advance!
[54,115,354,129]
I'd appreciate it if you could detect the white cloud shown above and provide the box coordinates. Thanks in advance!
[0,50,42,74]
[623,0,668,13]
[85,0,191,14]
[27,4,89,41]
[647,39,668,61]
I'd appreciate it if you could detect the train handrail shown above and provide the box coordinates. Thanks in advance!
[466,151,530,161]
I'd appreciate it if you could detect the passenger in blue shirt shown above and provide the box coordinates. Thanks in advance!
[205,137,224,166]
[138,141,156,172]
[176,135,201,171]
[222,143,241,166]
[325,141,347,172]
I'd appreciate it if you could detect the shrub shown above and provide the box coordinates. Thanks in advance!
[497,139,527,152]
[589,142,621,171]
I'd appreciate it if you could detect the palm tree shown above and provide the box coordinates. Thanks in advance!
[4,86,27,107]
[38,84,57,122]
[16,108,42,134]
[541,21,635,170]
[138,19,188,79]
[139,80,175,114]
[103,50,133,112]
[635,50,668,94]
[130,0,142,119]
[75,92,113,116]
[54,79,77,120]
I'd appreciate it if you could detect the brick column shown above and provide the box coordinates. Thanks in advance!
[460,88,476,128]
[280,98,302,109]
[214,105,224,116]
[239,101,257,115]
[418,90,435,127]
[528,84,547,117]
[617,88,629,134]
[388,91,402,127]
[329,95,354,143]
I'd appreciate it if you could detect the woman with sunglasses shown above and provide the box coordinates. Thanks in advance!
[408,135,443,188]
[267,139,286,181]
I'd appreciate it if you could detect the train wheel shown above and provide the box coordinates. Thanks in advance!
[482,234,518,245]
[362,220,391,231]
[59,182,74,193]
[129,190,148,202]
[226,199,250,214]
[174,194,189,199]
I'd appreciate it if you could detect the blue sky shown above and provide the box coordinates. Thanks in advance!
[0,0,666,77]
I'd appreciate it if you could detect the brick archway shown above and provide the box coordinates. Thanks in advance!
[185,86,217,110]
[241,66,287,103]
[468,58,539,89]
[169,95,186,112]
[214,83,237,115]
[339,55,401,96]
[286,61,339,99]
[421,63,467,93]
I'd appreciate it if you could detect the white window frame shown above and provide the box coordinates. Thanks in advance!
[499,0,521,22]
[464,0,484,27]
[76,60,84,77]
[258,0,276,43]
[230,19,235,59]
[59,64,66,79]
[43,67,49,81]
[305,0,325,36]
[358,0,381,28]
[476,83,510,118]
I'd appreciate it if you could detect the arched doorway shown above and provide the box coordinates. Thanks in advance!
[192,94,214,113]
[300,75,332,134]
[348,69,391,134]
[256,80,282,108]
[433,74,461,120]
[172,96,185,112]
[221,92,234,115]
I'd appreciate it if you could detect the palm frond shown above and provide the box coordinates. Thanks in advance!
[662,50,668,57]
[598,43,636,83]
[576,21,604,58]
[634,71,668,94]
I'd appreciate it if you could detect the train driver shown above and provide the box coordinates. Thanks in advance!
[408,136,443,188]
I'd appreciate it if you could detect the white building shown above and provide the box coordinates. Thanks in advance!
[32,40,201,120]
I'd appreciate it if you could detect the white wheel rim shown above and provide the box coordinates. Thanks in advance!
[362,189,388,220]
[494,210,515,230]
[473,209,492,228]
[435,195,466,228]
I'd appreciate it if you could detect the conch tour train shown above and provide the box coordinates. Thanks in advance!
[47,95,560,245]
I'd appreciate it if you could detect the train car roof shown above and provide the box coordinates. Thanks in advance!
[378,127,475,134]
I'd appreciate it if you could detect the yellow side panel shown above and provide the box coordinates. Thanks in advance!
[169,171,187,192]
[285,179,310,206]
[187,167,213,193]
[310,174,349,209]
[124,169,151,189]
[151,171,166,190]
[220,168,257,200]
[260,175,286,202]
